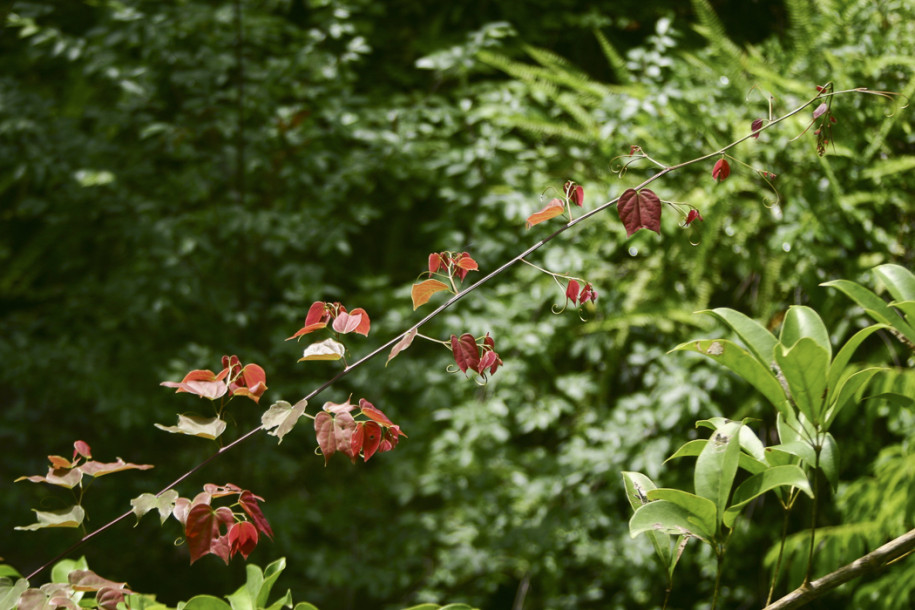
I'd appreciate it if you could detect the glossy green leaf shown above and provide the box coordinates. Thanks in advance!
[697,417,767,462]
[889,300,915,325]
[667,437,767,475]
[181,595,232,610]
[780,306,831,359]
[629,497,714,542]
[775,338,829,424]
[699,308,777,367]
[259,558,288,608]
[820,432,840,491]
[722,465,812,528]
[645,489,717,540]
[769,440,817,465]
[822,279,915,344]
[621,472,671,570]
[693,421,741,528]
[824,367,881,428]
[672,339,789,420]
[874,263,915,302]
[827,325,886,393]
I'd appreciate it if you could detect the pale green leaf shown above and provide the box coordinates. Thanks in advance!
[154,414,226,440]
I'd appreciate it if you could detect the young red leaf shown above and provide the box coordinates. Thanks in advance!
[566,279,581,304]
[712,158,730,182]
[315,412,335,466]
[239,490,274,539]
[359,399,394,428]
[227,521,258,560]
[685,209,704,226]
[451,333,480,374]
[286,301,329,340]
[386,327,417,366]
[333,411,357,463]
[428,253,442,275]
[185,504,224,564]
[564,181,584,206]
[361,421,382,462]
[348,307,371,336]
[78,458,154,478]
[751,118,764,139]
[411,279,450,310]
[479,350,502,375]
[73,440,92,460]
[323,398,357,414]
[230,363,267,403]
[526,198,565,229]
[617,188,662,237]
[351,423,365,460]
[812,102,828,119]
[454,253,479,271]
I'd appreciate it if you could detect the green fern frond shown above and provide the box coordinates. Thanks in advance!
[690,0,743,63]
[501,116,594,143]
[784,0,816,56]
[593,29,631,84]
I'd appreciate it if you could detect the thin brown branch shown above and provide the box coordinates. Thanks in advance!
[765,528,915,609]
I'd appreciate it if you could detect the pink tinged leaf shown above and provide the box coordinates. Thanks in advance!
[751,118,764,139]
[332,311,363,334]
[172,497,192,526]
[48,455,73,468]
[813,102,828,119]
[228,521,259,559]
[73,440,92,460]
[351,423,365,460]
[97,587,130,609]
[451,333,480,374]
[479,350,501,375]
[411,279,451,310]
[348,307,371,336]
[579,283,594,304]
[315,412,335,466]
[79,458,154,478]
[712,158,730,182]
[68,569,128,592]
[323,398,357,414]
[565,181,584,206]
[333,411,357,463]
[387,327,418,366]
[617,188,662,237]
[455,253,479,271]
[526,198,565,229]
[298,338,345,361]
[239,490,274,539]
[16,467,83,488]
[685,209,704,226]
[566,279,581,304]
[359,399,395,428]
[362,421,382,462]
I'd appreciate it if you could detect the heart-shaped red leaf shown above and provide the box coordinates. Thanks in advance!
[348,308,371,336]
[451,333,480,374]
[186,504,224,564]
[332,311,362,334]
[362,421,382,462]
[618,188,662,237]
[712,158,731,182]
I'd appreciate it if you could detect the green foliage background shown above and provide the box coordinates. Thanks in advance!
[1,0,913,608]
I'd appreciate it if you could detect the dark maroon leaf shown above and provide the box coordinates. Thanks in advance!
[451,333,480,373]
[618,188,662,237]
[751,118,764,139]
[239,490,274,539]
[712,158,730,182]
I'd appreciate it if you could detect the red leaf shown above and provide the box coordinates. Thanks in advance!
[332,311,362,334]
[186,504,226,564]
[685,209,704,226]
[411,279,450,310]
[286,301,328,340]
[351,423,365,460]
[362,421,382,462]
[751,118,764,139]
[428,253,442,275]
[564,181,584,207]
[333,411,357,463]
[73,441,92,460]
[228,521,258,560]
[314,412,335,466]
[712,158,730,182]
[359,399,394,427]
[239,490,274,540]
[566,279,580,304]
[526,198,565,229]
[455,253,479,271]
[479,350,502,375]
[348,307,371,336]
[451,333,480,374]
[323,398,357,414]
[617,188,662,237]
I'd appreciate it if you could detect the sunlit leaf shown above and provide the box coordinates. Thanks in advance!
[298,338,345,362]
[411,279,450,310]
[15,505,86,531]
[332,311,363,334]
[261,399,308,444]
[130,490,179,525]
[386,328,417,366]
[722,465,812,527]
[154,414,227,440]
[79,458,154,478]
[525,198,565,229]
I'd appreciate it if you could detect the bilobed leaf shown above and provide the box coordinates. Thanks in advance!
[15,466,83,488]
[348,307,371,336]
[386,328,417,366]
[185,504,220,564]
[298,338,345,362]
[411,279,450,310]
[775,338,829,424]
[712,158,730,181]
[130,490,179,525]
[722,465,812,527]
[525,198,565,229]
[155,414,227,440]
[261,399,308,444]
[451,333,480,374]
[15,505,86,531]
[333,411,357,463]
[618,188,661,237]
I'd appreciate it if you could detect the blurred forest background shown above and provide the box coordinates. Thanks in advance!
[1,0,913,608]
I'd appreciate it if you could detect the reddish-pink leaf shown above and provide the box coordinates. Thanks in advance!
[479,350,501,375]
[411,279,450,310]
[564,181,584,207]
[362,421,382,462]
[428,253,442,275]
[332,311,362,334]
[286,302,328,340]
[526,198,565,229]
[566,279,580,304]
[579,283,594,304]
[351,423,365,460]
[359,399,395,428]
[712,158,730,181]
[73,441,92,460]
[455,254,479,271]
[48,455,72,469]
[451,333,480,374]
[751,118,764,139]
[185,504,222,564]
[685,209,704,226]
[333,411,357,463]
[348,307,371,336]
[386,328,417,366]
[239,490,274,539]
[228,521,258,560]
[79,458,154,478]
[812,102,828,119]
[323,398,357,414]
[314,412,335,466]
[617,188,662,237]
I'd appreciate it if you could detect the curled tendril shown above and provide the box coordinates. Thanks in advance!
[445,364,461,375]
[757,170,781,208]
[551,302,568,315]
